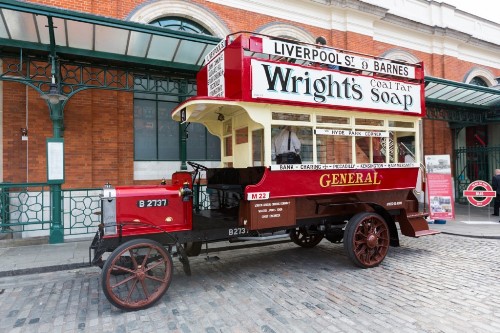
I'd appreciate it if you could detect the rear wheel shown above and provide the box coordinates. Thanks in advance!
[184,241,202,257]
[344,212,389,268]
[101,239,173,311]
[290,227,324,248]
[325,227,344,243]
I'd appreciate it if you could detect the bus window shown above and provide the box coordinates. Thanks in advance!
[271,125,310,164]
[355,118,384,127]
[252,129,264,166]
[223,120,232,157]
[396,135,416,163]
[297,127,313,164]
[355,135,386,164]
[272,112,310,122]
[316,130,352,164]
[316,115,350,125]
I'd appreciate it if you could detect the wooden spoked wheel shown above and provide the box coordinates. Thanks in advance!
[290,227,324,248]
[101,239,173,311]
[344,212,390,268]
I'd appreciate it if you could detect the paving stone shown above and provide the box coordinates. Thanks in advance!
[0,235,500,332]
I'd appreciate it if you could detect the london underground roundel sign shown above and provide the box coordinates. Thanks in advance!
[463,180,496,207]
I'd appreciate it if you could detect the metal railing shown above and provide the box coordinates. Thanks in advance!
[455,146,500,202]
[0,183,101,238]
[0,183,214,239]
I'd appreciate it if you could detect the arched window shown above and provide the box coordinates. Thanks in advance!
[469,76,488,87]
[149,16,211,35]
[133,17,220,163]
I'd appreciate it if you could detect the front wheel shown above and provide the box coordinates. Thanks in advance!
[101,239,173,311]
[344,212,389,268]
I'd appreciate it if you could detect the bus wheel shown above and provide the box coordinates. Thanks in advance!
[344,212,389,268]
[325,228,344,243]
[290,227,324,248]
[184,241,202,257]
[101,239,173,311]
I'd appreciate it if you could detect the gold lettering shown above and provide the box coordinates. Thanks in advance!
[356,173,363,183]
[319,172,382,187]
[339,173,346,184]
[364,173,372,183]
[348,173,355,184]
[319,174,330,187]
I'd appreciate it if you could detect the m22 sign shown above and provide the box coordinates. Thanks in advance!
[251,60,422,115]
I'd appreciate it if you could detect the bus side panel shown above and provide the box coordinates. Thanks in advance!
[239,198,296,230]
[245,167,419,201]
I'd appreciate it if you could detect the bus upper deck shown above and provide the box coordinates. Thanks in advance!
[172,32,425,172]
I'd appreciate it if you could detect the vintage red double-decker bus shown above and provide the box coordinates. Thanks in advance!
[90,32,439,311]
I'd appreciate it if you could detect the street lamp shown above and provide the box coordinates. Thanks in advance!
[41,75,67,105]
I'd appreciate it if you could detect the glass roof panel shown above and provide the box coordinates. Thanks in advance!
[447,90,477,102]
[3,9,38,42]
[424,83,442,96]
[197,46,212,66]
[147,35,178,61]
[0,10,8,39]
[35,14,49,44]
[95,25,128,54]
[427,86,456,99]
[437,87,466,100]
[173,40,205,64]
[53,18,67,47]
[476,95,500,105]
[459,92,486,104]
[464,93,492,104]
[126,31,150,57]
[66,19,93,49]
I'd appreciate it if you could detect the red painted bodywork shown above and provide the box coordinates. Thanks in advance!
[245,167,418,199]
[197,35,426,118]
[106,185,191,238]
[105,35,426,240]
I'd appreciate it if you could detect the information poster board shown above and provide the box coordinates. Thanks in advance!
[47,138,65,184]
[425,154,455,219]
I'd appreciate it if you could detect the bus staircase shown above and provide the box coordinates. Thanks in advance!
[379,139,439,237]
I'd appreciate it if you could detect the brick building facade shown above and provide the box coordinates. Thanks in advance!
[2,0,499,189]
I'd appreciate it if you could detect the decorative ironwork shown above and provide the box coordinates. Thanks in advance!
[426,104,485,124]
[0,183,221,236]
[0,53,198,103]
[0,183,101,236]
[63,188,101,235]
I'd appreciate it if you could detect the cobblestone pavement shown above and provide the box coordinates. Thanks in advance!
[0,234,499,333]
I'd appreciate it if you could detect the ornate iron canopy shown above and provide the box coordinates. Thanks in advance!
[0,0,221,71]
[425,76,500,109]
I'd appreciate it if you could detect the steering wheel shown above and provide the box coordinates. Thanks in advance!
[187,161,208,183]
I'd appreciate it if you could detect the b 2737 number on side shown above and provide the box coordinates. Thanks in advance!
[228,227,247,236]
[137,199,168,208]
